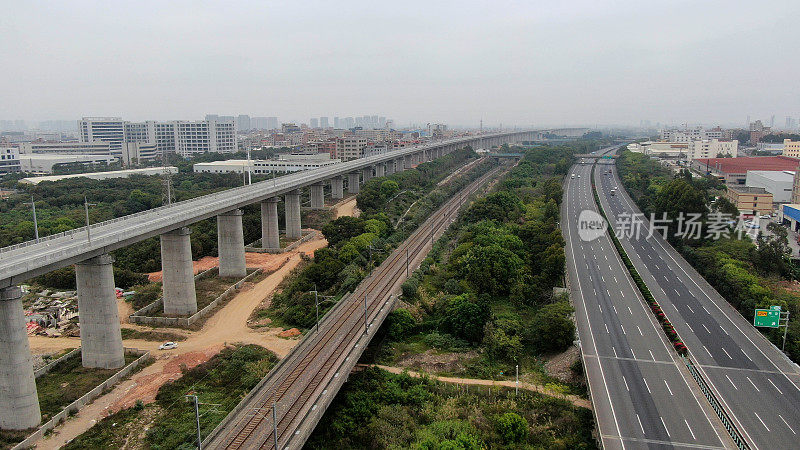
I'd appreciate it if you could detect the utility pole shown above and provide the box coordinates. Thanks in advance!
[84,195,96,243]
[161,148,173,206]
[25,196,39,242]
[185,394,203,449]
[313,285,319,333]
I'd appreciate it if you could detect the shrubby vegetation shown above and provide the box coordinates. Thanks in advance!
[618,150,800,361]
[306,367,596,449]
[382,143,601,381]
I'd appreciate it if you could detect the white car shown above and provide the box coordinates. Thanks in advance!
[577,174,581,178]
[760,214,771,219]
[159,342,178,350]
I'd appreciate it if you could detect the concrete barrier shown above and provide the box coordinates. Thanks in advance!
[245,229,318,253]
[129,268,263,327]
[12,348,151,450]
[33,347,82,379]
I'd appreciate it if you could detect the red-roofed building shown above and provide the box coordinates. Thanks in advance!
[691,156,800,185]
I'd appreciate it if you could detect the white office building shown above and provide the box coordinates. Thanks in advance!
[0,147,21,174]
[18,141,111,155]
[79,117,126,158]
[80,117,238,160]
[688,139,738,160]
[746,170,795,203]
[659,127,724,143]
[18,153,117,174]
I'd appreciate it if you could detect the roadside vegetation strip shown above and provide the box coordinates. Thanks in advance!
[590,162,750,450]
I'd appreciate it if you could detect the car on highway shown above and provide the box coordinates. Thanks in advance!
[159,342,178,350]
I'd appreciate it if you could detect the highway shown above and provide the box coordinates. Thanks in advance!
[202,164,504,449]
[563,151,728,449]
[0,131,531,288]
[595,155,800,449]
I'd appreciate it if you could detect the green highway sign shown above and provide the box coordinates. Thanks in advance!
[754,308,780,328]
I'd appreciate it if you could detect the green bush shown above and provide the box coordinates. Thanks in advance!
[495,412,529,444]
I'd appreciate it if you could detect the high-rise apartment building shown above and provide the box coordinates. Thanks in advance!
[310,118,319,129]
[237,115,251,132]
[333,117,340,128]
[688,139,738,160]
[320,117,329,128]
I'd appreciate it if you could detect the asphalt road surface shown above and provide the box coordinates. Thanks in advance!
[595,155,800,449]
[563,152,727,449]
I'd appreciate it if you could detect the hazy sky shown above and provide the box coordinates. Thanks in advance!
[1,0,798,128]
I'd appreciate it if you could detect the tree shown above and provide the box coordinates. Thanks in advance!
[755,223,791,276]
[379,180,399,199]
[462,191,523,224]
[495,412,528,444]
[321,216,365,247]
[386,309,416,340]
[528,301,575,353]
[451,244,524,296]
[439,294,489,343]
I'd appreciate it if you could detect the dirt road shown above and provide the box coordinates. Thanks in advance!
[32,198,358,449]
[364,364,592,410]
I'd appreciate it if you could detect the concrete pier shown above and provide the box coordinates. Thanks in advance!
[310,183,325,209]
[261,198,281,251]
[217,209,247,278]
[160,227,198,316]
[396,157,405,172]
[0,286,41,430]
[285,190,302,240]
[375,163,385,177]
[362,166,373,183]
[385,160,395,175]
[348,172,361,194]
[75,254,125,369]
[330,177,344,199]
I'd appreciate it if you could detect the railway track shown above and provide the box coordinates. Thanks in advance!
[204,162,504,449]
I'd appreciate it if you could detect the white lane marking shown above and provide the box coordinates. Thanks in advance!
[779,414,796,434]
[606,289,610,297]
[613,276,617,283]
[726,375,738,390]
[769,379,784,394]
[627,306,632,314]
[636,414,646,434]
[612,346,618,358]
[664,380,673,395]
[601,275,605,282]
[654,264,660,270]
[741,348,752,361]
[593,288,597,296]
[589,275,593,282]
[721,325,729,335]
[702,324,710,333]
[620,325,626,335]
[649,350,656,361]
[637,326,643,335]
[674,289,680,296]
[612,305,618,314]
[722,347,733,359]
[685,420,696,440]
[563,181,626,450]
[754,412,770,431]
[703,345,712,356]
[702,306,710,314]
[686,323,694,333]
[622,376,630,391]
[686,305,695,313]
[598,304,602,313]
[621,291,625,298]
[605,323,609,333]
[631,348,637,359]
[747,376,760,392]
[643,378,651,393]
[660,416,670,437]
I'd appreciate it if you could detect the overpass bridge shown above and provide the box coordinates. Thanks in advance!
[0,131,532,430]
